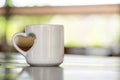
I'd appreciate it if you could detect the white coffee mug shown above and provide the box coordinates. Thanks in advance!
[12,24,64,66]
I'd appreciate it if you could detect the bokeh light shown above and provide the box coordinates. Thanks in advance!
[0,0,6,7]
[11,0,120,7]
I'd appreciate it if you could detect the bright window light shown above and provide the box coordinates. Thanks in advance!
[12,0,120,7]
[0,0,6,7]
[49,14,119,47]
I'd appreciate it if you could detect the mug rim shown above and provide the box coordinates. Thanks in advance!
[26,24,63,28]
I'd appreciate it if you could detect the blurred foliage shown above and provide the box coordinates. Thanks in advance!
[0,14,119,48]
[6,15,52,45]
[0,16,6,44]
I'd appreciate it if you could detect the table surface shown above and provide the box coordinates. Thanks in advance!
[0,52,120,80]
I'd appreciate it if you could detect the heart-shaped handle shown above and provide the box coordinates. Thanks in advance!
[12,33,35,57]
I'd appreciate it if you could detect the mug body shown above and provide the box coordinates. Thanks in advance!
[25,24,64,66]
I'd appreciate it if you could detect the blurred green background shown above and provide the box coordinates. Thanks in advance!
[0,0,120,56]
